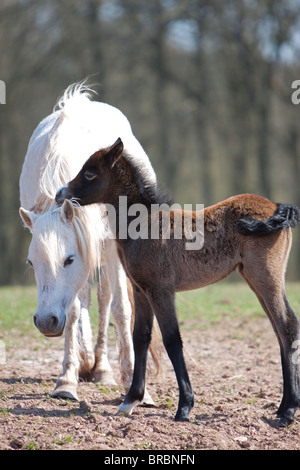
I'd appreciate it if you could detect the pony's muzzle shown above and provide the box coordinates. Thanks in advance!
[33,312,65,337]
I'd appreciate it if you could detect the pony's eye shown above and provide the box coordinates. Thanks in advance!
[64,256,74,267]
[84,170,97,181]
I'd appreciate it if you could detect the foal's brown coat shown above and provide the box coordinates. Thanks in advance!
[56,139,300,426]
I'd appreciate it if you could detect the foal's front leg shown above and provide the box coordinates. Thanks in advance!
[118,288,154,415]
[149,288,194,421]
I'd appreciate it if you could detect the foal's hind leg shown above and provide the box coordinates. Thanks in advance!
[275,292,300,423]
[239,236,300,425]
[242,270,300,425]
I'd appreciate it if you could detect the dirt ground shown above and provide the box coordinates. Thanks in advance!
[1,315,300,451]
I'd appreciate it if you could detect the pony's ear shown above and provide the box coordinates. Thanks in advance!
[61,199,75,223]
[19,207,37,230]
[105,138,124,169]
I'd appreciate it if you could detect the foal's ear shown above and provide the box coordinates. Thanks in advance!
[19,207,37,231]
[60,199,75,223]
[105,138,124,169]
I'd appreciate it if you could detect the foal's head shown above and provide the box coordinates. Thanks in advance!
[56,138,124,207]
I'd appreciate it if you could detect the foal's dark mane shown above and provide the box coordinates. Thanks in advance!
[122,151,173,206]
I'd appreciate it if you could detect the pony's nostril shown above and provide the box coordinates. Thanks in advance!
[50,314,59,329]
[33,314,38,328]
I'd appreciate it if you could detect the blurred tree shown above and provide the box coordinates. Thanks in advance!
[0,0,300,283]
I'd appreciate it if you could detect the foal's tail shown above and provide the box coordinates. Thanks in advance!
[237,203,300,237]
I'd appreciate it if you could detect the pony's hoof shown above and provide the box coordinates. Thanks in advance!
[50,384,79,401]
[93,369,117,387]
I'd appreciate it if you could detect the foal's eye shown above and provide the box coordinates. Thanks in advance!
[64,256,74,267]
[84,170,97,181]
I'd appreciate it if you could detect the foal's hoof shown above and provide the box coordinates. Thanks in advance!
[118,399,141,416]
[276,407,295,427]
[175,414,190,422]
[175,408,191,422]
[50,384,79,401]
[140,389,155,407]
[277,416,293,427]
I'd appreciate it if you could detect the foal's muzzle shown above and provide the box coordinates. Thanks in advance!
[55,185,70,206]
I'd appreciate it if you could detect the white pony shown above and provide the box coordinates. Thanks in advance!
[19,83,158,402]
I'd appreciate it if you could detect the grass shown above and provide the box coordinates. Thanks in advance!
[1,281,300,347]
[0,285,38,333]
[176,281,300,330]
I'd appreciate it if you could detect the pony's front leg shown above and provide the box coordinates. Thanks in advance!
[50,297,81,401]
[93,264,117,386]
[108,260,135,392]
[102,240,135,391]
[77,283,95,381]
[118,288,154,415]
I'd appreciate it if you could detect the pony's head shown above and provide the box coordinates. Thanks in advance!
[55,138,124,207]
[19,200,102,337]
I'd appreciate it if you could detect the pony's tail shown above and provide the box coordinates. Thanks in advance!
[237,203,300,237]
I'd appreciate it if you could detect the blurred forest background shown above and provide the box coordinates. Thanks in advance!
[1,0,300,284]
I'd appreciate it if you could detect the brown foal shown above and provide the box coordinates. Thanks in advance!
[56,138,300,426]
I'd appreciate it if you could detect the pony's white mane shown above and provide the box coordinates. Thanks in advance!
[54,81,96,113]
[37,83,96,210]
